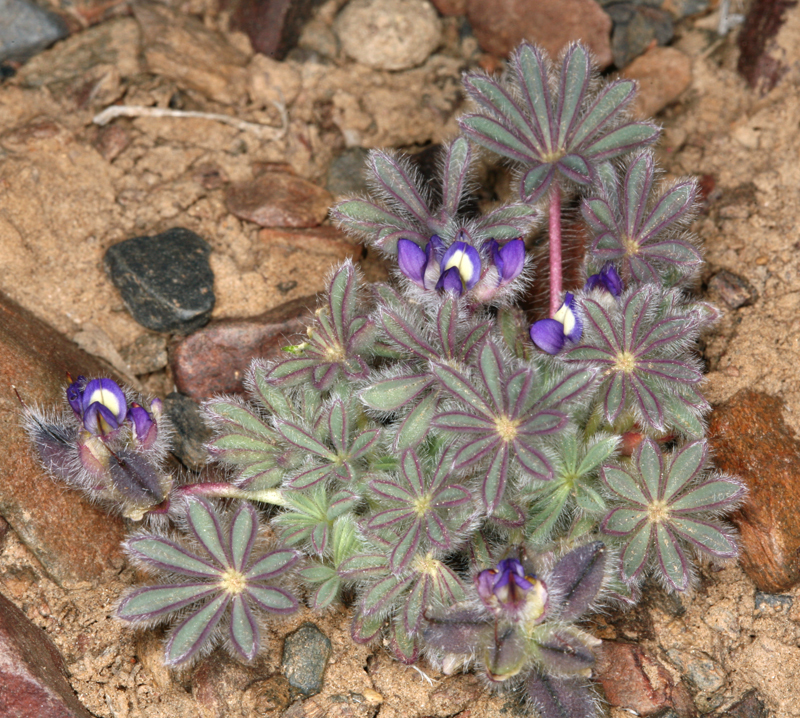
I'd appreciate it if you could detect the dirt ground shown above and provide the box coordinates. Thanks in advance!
[2,0,800,716]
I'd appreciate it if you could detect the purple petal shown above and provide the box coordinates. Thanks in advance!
[530,319,566,354]
[556,293,583,342]
[586,264,623,297]
[128,404,157,447]
[440,241,482,290]
[397,238,427,286]
[83,401,122,435]
[436,266,464,295]
[66,375,87,417]
[496,239,525,284]
[82,378,127,425]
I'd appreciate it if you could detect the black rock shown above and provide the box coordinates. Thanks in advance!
[281,622,332,698]
[105,228,215,334]
[163,392,212,471]
[605,3,674,68]
[0,0,68,63]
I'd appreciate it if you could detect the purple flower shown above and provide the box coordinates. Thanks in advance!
[486,239,525,286]
[128,403,157,448]
[68,377,128,436]
[586,264,622,297]
[476,557,547,620]
[397,233,482,296]
[530,293,583,354]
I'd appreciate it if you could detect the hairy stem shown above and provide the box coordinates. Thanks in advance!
[549,184,562,317]
[172,482,287,505]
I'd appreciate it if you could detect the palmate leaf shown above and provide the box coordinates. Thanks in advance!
[600,439,744,591]
[584,150,702,284]
[460,42,659,202]
[526,672,599,718]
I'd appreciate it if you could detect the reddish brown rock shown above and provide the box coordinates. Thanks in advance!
[92,124,130,162]
[737,0,796,93]
[596,642,696,717]
[226,173,333,229]
[0,292,126,587]
[0,592,94,717]
[622,46,692,118]
[466,0,613,67]
[258,226,366,262]
[707,390,800,593]
[171,295,317,401]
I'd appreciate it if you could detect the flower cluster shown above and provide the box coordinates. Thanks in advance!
[27,40,744,718]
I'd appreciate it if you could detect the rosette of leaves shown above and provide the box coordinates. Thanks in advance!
[117,498,299,665]
[564,285,712,436]
[459,42,659,203]
[331,137,539,255]
[523,427,620,544]
[424,542,608,718]
[267,261,377,391]
[600,438,745,591]
[431,339,597,513]
[582,151,702,286]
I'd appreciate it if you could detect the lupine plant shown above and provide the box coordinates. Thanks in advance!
[25,41,745,718]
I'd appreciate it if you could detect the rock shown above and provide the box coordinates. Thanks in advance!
[595,642,696,717]
[163,393,212,471]
[707,270,758,310]
[247,53,302,108]
[622,46,691,117]
[0,0,68,63]
[466,0,613,68]
[241,674,293,715]
[133,2,249,105]
[666,650,725,712]
[737,0,795,93]
[92,124,130,162]
[104,228,216,335]
[335,0,442,71]
[192,651,259,717]
[0,592,94,718]
[326,147,371,198]
[606,3,673,68]
[707,390,800,593]
[723,690,768,718]
[226,173,332,228]
[0,291,126,587]
[119,333,169,376]
[226,0,325,59]
[282,622,332,698]
[258,226,366,262]
[170,295,316,401]
[297,19,341,60]
[754,591,793,614]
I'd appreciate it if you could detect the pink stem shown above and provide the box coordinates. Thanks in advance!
[549,184,563,318]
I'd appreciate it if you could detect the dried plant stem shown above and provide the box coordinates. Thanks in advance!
[92,104,288,140]
[548,183,563,317]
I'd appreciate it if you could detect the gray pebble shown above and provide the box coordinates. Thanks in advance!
[282,622,332,698]
[0,0,68,63]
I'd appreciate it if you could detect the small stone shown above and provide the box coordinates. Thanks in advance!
[754,591,793,614]
[606,3,673,68]
[133,2,249,105]
[707,390,800,593]
[335,0,442,70]
[104,228,216,335]
[226,173,333,228]
[683,654,726,694]
[595,642,695,717]
[737,0,794,93]
[0,0,68,63]
[724,690,768,718]
[0,291,127,587]
[170,295,316,401]
[242,674,293,715]
[326,147,371,198]
[707,270,758,310]
[247,53,302,108]
[282,622,332,698]
[362,688,384,704]
[119,333,169,376]
[163,393,212,471]
[192,651,259,717]
[227,0,324,59]
[0,592,95,718]
[466,0,613,67]
[93,124,130,162]
[622,46,691,117]
[297,19,340,60]
[258,226,366,262]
